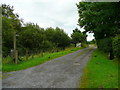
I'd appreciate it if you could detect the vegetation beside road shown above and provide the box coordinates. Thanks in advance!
[80,49,119,88]
[77,2,120,60]
[77,2,119,88]
[3,47,84,72]
[2,4,87,65]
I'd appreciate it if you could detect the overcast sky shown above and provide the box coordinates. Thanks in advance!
[1,0,94,41]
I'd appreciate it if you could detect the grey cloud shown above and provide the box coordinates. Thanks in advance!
[1,0,94,41]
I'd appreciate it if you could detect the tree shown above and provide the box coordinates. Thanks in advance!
[112,35,120,60]
[2,4,22,64]
[2,17,13,57]
[71,28,87,47]
[53,27,70,49]
[2,4,72,63]
[45,27,70,49]
[88,39,96,44]
[18,23,46,59]
[77,2,120,60]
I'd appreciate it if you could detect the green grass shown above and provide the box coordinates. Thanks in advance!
[3,47,84,72]
[80,49,119,88]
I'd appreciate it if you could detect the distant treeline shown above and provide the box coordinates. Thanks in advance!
[2,4,87,59]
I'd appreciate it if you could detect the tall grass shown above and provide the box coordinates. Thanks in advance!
[3,47,83,72]
[80,49,119,88]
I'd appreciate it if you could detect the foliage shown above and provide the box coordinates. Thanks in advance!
[51,27,70,49]
[2,4,22,57]
[3,47,83,72]
[97,38,112,53]
[87,39,96,44]
[71,28,87,47]
[77,2,120,59]
[112,35,120,59]
[2,4,71,61]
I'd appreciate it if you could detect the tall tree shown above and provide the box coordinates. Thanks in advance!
[2,4,22,60]
[77,2,120,59]
[71,28,87,47]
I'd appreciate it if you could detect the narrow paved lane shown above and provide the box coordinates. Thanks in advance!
[3,47,95,88]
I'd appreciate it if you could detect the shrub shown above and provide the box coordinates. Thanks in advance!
[97,38,111,53]
[81,43,88,48]
[112,35,120,60]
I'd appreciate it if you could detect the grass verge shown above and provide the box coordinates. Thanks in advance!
[3,47,84,72]
[80,49,119,88]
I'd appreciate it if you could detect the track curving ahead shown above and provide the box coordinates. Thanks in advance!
[3,47,96,88]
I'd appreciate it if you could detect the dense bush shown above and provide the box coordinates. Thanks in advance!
[71,28,87,47]
[77,2,120,60]
[112,35,120,59]
[97,38,112,53]
[2,4,71,59]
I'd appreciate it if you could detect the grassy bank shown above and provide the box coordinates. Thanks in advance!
[3,47,84,72]
[80,49,119,88]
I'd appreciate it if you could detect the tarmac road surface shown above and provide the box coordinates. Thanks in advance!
[3,47,95,88]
